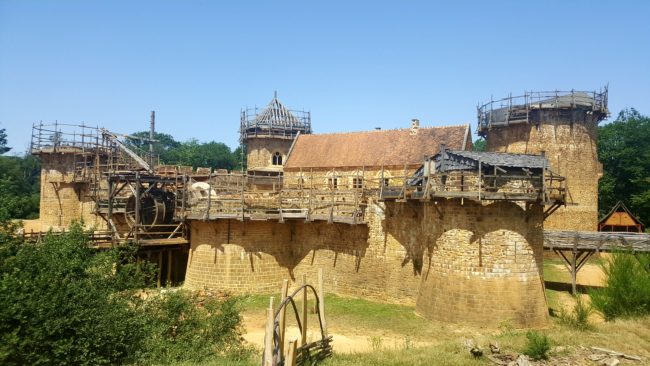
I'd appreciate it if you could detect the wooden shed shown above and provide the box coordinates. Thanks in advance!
[598,201,645,233]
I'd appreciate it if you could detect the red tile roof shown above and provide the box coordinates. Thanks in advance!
[284,125,471,169]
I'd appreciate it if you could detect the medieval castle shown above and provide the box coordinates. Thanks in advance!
[29,88,609,328]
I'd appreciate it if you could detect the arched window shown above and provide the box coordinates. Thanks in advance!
[326,170,339,189]
[272,152,283,166]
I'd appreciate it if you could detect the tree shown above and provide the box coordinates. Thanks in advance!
[473,137,486,152]
[0,129,10,154]
[0,130,40,221]
[598,108,650,227]
[233,144,247,171]
[168,139,237,170]
[124,131,181,164]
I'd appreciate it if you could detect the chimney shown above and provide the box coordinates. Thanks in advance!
[410,119,419,135]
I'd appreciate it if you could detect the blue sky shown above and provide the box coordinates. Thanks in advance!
[1,0,649,154]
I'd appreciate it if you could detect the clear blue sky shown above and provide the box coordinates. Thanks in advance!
[1,0,649,154]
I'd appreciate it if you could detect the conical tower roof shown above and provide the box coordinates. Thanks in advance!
[240,92,312,141]
[253,93,301,127]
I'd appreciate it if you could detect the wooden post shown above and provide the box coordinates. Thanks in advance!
[134,173,140,241]
[278,279,289,357]
[478,160,482,201]
[264,297,275,366]
[318,268,327,336]
[157,251,162,288]
[166,250,172,285]
[285,338,298,366]
[301,274,308,346]
[571,236,578,295]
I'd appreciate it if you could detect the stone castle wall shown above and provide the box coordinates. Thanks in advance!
[184,198,548,327]
[416,200,547,327]
[486,114,601,231]
[183,199,422,304]
[38,153,104,230]
[246,138,294,171]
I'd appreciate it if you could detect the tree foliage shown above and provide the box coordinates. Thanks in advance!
[126,131,242,170]
[0,222,249,365]
[0,223,153,365]
[473,137,486,152]
[0,155,40,221]
[0,128,10,154]
[598,109,650,226]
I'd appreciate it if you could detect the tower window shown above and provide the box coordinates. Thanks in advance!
[328,177,338,189]
[353,177,363,189]
[272,152,283,166]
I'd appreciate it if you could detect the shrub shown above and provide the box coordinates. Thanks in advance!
[0,222,153,365]
[0,222,250,365]
[558,295,593,331]
[523,331,550,361]
[590,251,650,320]
[140,290,248,363]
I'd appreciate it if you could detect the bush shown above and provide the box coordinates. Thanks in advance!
[558,295,593,331]
[0,222,251,365]
[590,251,650,320]
[0,222,153,365]
[140,290,249,363]
[523,331,550,361]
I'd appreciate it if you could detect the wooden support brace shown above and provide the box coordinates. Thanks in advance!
[278,279,289,357]
[318,268,327,337]
[301,274,308,346]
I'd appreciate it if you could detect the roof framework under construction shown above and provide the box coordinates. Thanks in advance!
[240,93,312,142]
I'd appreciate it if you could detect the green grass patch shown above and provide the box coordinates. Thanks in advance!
[242,293,431,337]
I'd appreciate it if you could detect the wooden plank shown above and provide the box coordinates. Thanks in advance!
[278,279,289,357]
[301,274,308,346]
[264,297,275,366]
[318,268,327,337]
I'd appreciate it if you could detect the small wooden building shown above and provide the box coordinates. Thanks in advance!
[598,201,645,233]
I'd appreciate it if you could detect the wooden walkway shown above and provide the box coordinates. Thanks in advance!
[544,230,650,294]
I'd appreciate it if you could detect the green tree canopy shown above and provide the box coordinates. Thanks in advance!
[0,127,40,220]
[598,108,650,227]
[0,128,10,154]
[124,131,182,164]
[127,131,240,170]
[167,139,237,170]
[473,137,486,151]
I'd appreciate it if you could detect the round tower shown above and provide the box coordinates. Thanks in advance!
[240,93,311,175]
[478,89,609,231]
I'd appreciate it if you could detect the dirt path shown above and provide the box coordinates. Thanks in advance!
[549,262,606,286]
[241,313,431,353]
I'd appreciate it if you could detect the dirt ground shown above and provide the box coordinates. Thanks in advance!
[242,261,609,354]
[242,312,432,353]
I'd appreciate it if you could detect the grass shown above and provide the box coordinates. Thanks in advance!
[176,258,650,365]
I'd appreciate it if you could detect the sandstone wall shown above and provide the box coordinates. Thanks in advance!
[184,198,548,327]
[39,153,104,230]
[486,116,601,231]
[415,200,547,327]
[246,138,294,171]
[283,167,418,189]
[184,199,422,304]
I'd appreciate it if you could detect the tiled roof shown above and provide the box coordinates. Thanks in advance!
[284,125,470,169]
[441,150,547,170]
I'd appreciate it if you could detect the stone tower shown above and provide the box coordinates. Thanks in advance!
[240,93,311,175]
[478,89,609,231]
[30,123,106,230]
